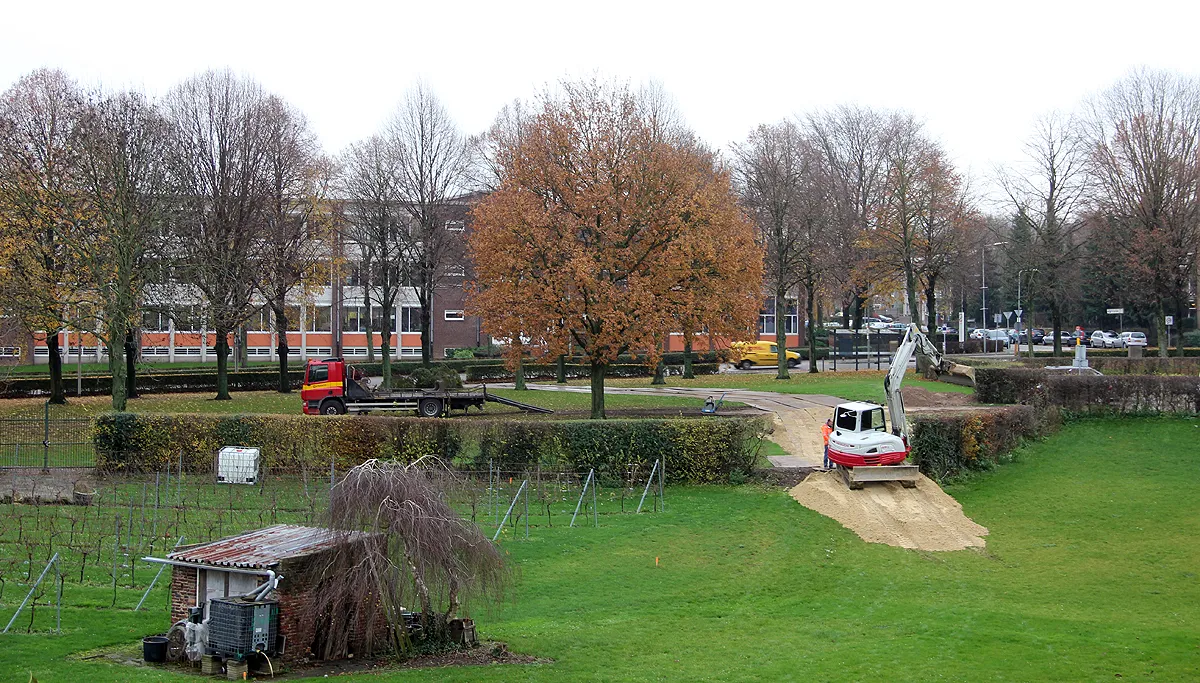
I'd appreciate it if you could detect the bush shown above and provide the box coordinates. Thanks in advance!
[974,367,1200,416]
[909,405,1058,480]
[464,363,718,382]
[410,364,464,389]
[1019,357,1200,375]
[91,412,770,483]
[452,348,476,360]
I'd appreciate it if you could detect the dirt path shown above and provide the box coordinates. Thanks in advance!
[788,470,988,551]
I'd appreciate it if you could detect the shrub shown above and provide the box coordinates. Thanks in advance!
[0,369,306,399]
[410,364,464,389]
[1019,357,1200,375]
[452,348,476,360]
[464,362,718,382]
[974,368,1046,404]
[91,412,770,484]
[974,367,1200,416]
[909,405,1057,480]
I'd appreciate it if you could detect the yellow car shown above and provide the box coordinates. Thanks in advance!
[730,341,801,370]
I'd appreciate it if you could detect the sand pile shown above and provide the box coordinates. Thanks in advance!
[789,470,988,551]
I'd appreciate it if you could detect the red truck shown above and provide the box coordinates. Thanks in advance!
[300,358,552,417]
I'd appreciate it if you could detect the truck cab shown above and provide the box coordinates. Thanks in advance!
[301,358,350,415]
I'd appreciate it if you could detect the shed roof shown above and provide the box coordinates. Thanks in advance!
[167,524,368,570]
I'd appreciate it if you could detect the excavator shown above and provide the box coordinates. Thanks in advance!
[826,323,975,489]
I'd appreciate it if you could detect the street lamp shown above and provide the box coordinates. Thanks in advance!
[981,241,1008,352]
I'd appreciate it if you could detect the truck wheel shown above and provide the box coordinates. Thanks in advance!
[739,360,753,370]
[319,399,345,415]
[418,398,443,417]
[787,359,798,369]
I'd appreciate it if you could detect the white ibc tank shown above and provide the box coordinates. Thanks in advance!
[217,446,260,484]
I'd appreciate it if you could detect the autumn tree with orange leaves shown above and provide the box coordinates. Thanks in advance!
[468,80,762,418]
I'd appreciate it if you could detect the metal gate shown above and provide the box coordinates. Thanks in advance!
[0,412,95,468]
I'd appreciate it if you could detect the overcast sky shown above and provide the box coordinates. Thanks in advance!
[5,0,1200,203]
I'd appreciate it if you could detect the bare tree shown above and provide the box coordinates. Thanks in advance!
[806,106,892,329]
[874,114,935,323]
[0,69,87,404]
[997,113,1090,356]
[1086,69,1200,357]
[163,69,273,399]
[339,135,408,389]
[317,459,508,654]
[256,95,330,392]
[388,83,472,366]
[734,121,810,379]
[74,90,172,409]
[915,148,975,333]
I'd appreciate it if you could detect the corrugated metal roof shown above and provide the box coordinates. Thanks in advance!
[167,524,369,569]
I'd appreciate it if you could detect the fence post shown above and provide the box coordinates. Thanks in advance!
[3,552,59,634]
[136,536,185,611]
[637,460,660,514]
[42,400,50,472]
[570,470,594,528]
[492,479,528,542]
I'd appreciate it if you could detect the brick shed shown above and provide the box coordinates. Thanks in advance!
[164,524,386,662]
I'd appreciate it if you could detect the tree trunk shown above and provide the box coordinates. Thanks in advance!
[924,279,938,333]
[420,302,432,367]
[238,327,249,366]
[556,354,566,383]
[365,309,375,362]
[514,352,526,390]
[125,330,138,399]
[109,327,127,412]
[273,303,291,393]
[589,360,606,419]
[651,357,666,385]
[1051,300,1063,357]
[380,333,392,390]
[47,333,65,405]
[683,337,694,379]
[775,289,789,380]
[904,261,919,328]
[852,293,866,331]
[215,330,231,400]
[1155,300,1169,358]
[806,281,819,374]
[1174,300,1186,358]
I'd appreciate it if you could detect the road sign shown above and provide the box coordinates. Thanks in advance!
[1015,309,1024,319]
[993,313,1002,324]
[1003,311,1013,322]
[1166,315,1174,326]
[1107,307,1125,315]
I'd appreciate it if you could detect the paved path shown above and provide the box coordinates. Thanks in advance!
[495,383,841,468]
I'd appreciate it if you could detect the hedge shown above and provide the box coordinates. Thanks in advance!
[465,363,719,382]
[0,370,305,399]
[1019,357,1200,375]
[91,412,771,484]
[975,367,1200,415]
[908,405,1058,480]
[1032,348,1200,357]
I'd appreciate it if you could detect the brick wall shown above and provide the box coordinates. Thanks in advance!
[169,565,198,625]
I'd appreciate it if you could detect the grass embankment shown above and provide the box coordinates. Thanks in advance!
[3,418,1198,681]
[0,389,723,419]
[577,370,974,404]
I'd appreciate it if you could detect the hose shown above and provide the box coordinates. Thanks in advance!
[260,652,274,677]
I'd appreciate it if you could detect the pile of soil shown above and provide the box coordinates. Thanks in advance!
[789,470,988,551]
[2,468,95,505]
[901,386,975,408]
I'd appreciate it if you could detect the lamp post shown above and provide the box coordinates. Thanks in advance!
[981,241,1008,352]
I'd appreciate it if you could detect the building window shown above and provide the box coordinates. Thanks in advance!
[342,306,365,333]
[370,306,397,333]
[758,298,775,336]
[445,264,466,278]
[246,307,271,332]
[307,305,332,332]
[284,305,303,332]
[444,310,464,321]
[400,306,420,333]
[141,310,167,332]
[445,220,465,232]
[783,300,799,335]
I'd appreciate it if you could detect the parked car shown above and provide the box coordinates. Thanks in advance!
[982,329,1010,349]
[824,321,843,329]
[1090,330,1120,348]
[877,314,893,323]
[1030,328,1047,345]
[1119,331,1148,347]
[1052,331,1076,346]
[866,319,890,331]
[730,340,802,370]
[969,328,986,340]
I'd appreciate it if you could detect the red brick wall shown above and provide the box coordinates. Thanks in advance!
[169,565,198,625]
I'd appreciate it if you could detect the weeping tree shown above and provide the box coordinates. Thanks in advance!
[316,459,508,657]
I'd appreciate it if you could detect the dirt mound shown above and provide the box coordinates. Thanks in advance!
[901,386,974,408]
[788,470,988,551]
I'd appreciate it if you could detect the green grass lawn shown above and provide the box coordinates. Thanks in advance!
[578,370,974,404]
[0,388,724,419]
[3,417,1198,681]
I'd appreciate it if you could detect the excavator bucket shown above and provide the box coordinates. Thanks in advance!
[939,361,976,387]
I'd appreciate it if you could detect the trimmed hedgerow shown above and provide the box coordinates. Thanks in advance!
[1019,357,1200,375]
[464,363,718,382]
[974,368,1200,415]
[92,412,770,484]
[0,370,306,399]
[908,405,1059,480]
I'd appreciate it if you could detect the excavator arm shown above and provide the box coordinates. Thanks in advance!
[883,323,976,442]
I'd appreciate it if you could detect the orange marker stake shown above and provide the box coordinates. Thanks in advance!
[655,556,659,567]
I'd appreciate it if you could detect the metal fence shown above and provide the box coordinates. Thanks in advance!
[0,416,95,469]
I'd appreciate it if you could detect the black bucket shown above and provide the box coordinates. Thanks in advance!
[142,636,169,663]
